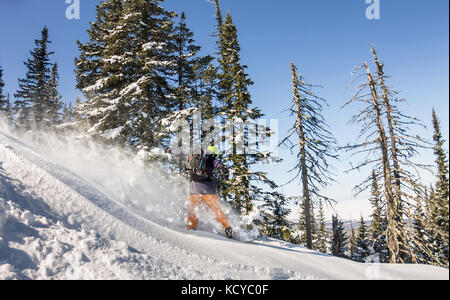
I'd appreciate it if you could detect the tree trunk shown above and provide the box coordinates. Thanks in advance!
[372,47,410,261]
[371,47,402,211]
[363,62,399,263]
[291,63,313,250]
[332,216,340,256]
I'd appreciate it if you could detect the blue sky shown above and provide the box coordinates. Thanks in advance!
[0,0,448,220]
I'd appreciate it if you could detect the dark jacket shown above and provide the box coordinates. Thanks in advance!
[189,156,224,195]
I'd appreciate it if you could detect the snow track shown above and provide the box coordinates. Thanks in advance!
[0,131,448,280]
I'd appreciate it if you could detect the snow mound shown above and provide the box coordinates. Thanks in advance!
[0,197,191,280]
[0,154,193,280]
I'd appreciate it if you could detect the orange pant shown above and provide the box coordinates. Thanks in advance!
[187,194,230,230]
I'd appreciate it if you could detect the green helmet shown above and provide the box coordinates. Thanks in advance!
[207,145,220,156]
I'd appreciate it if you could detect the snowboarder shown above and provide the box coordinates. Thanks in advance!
[187,146,233,238]
[166,145,233,238]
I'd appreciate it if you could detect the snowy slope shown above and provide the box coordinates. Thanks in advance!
[0,128,448,280]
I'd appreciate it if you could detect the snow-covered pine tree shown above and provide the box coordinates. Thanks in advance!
[351,216,372,262]
[282,62,338,250]
[311,204,318,248]
[418,185,445,265]
[156,11,217,174]
[61,98,82,126]
[428,109,449,267]
[214,7,280,216]
[216,11,257,213]
[43,63,63,126]
[70,97,83,124]
[260,190,293,242]
[0,65,4,99]
[349,219,357,257]
[62,103,73,123]
[0,65,10,118]
[315,200,329,254]
[213,0,224,29]
[14,26,55,129]
[75,0,178,153]
[291,196,318,248]
[431,110,449,216]
[411,193,431,264]
[331,215,349,258]
[368,170,389,263]
[196,63,219,120]
[208,0,222,118]
[173,12,213,111]
[59,97,84,133]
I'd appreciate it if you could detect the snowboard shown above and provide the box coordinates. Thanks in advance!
[230,226,261,243]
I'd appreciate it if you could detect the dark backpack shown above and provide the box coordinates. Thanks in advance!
[189,154,214,182]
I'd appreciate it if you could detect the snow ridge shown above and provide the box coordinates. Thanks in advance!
[0,128,448,280]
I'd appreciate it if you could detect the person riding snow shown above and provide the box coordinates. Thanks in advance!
[187,145,233,239]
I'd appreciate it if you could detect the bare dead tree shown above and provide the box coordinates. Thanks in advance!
[343,60,401,263]
[281,63,338,250]
[343,47,431,264]
[371,46,431,262]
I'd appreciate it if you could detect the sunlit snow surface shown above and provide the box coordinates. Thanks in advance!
[0,122,448,280]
